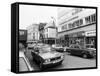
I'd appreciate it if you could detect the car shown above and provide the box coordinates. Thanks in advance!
[19,43,33,71]
[86,44,96,51]
[31,45,64,69]
[27,41,37,49]
[52,44,64,52]
[67,44,96,58]
[65,46,70,53]
[33,43,45,50]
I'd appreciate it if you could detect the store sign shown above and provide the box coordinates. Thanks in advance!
[85,30,96,36]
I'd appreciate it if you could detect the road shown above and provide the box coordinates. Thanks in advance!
[25,49,96,71]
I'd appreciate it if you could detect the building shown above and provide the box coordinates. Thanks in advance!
[27,24,40,42]
[44,21,57,45]
[38,23,47,43]
[19,29,27,47]
[57,8,96,48]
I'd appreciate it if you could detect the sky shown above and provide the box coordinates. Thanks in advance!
[19,5,58,29]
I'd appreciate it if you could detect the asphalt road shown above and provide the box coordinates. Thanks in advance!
[25,48,96,71]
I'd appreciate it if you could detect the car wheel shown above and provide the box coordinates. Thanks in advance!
[82,54,88,58]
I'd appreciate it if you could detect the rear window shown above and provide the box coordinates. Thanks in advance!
[70,45,74,48]
[86,45,95,48]
[19,57,29,71]
[74,45,80,48]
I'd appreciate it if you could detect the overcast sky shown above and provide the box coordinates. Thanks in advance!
[19,5,58,29]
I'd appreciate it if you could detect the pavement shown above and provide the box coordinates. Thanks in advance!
[25,48,96,71]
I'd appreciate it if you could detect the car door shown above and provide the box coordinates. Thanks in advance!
[69,45,76,54]
[73,45,82,55]
[34,47,40,62]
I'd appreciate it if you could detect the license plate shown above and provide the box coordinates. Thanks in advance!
[53,60,59,63]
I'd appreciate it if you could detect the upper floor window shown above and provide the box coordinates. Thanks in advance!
[61,25,67,30]
[68,19,83,29]
[85,13,96,24]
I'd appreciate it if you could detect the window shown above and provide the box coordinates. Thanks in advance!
[68,23,72,29]
[70,45,74,48]
[80,19,83,25]
[91,14,96,22]
[74,45,80,49]
[61,25,67,30]
[68,19,83,29]
[85,13,96,24]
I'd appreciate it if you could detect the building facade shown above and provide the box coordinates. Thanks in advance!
[19,29,27,47]
[44,21,57,45]
[38,23,46,43]
[27,24,40,42]
[57,8,96,48]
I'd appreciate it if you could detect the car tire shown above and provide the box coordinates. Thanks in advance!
[82,54,88,58]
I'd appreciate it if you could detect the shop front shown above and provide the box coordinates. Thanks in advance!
[44,38,55,45]
[85,30,96,48]
[65,31,85,47]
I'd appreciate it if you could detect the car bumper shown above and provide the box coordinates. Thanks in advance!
[42,59,64,68]
[87,53,96,58]
[56,49,64,52]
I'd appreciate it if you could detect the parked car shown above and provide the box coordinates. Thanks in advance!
[19,43,33,71]
[27,41,37,49]
[67,44,96,58]
[31,45,64,69]
[52,44,64,52]
[86,44,96,51]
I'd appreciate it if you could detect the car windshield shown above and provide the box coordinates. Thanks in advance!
[70,44,84,49]
[40,46,54,53]
[53,44,62,47]
[86,45,95,48]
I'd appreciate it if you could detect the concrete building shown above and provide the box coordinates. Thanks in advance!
[44,21,57,45]
[27,24,40,42]
[57,8,96,48]
[38,23,46,43]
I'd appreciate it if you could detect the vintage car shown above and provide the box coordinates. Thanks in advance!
[31,45,64,69]
[67,44,96,58]
[86,44,96,51]
[19,43,33,71]
[52,44,64,52]
[27,41,37,49]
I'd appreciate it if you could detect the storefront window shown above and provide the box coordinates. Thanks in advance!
[86,37,96,48]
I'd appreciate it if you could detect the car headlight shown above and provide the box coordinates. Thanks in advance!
[61,55,64,59]
[45,59,50,63]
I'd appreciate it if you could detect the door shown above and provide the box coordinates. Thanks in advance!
[73,45,82,55]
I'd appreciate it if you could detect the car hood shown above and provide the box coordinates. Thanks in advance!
[84,48,96,52]
[87,48,96,51]
[54,47,63,49]
[39,51,63,59]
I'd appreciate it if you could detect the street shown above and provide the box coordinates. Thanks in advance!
[25,49,96,71]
